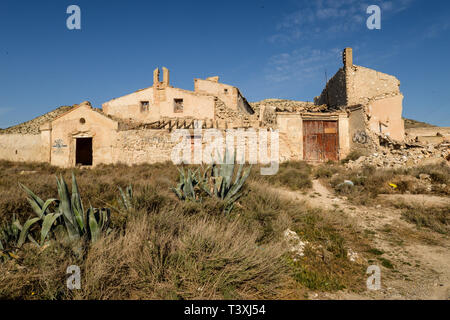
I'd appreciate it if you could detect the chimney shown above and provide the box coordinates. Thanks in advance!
[162,67,170,86]
[343,47,353,69]
[153,68,160,86]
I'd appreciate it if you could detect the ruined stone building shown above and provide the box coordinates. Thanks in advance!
[0,48,407,167]
[257,47,405,162]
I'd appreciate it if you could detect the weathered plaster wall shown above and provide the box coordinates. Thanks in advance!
[338,114,350,159]
[0,134,45,162]
[159,87,215,120]
[102,87,156,121]
[276,114,303,161]
[194,78,238,110]
[367,95,405,141]
[103,86,216,122]
[348,107,369,151]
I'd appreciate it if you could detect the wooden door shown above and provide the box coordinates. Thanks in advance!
[303,120,338,162]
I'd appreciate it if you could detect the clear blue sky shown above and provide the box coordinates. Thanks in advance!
[1,0,449,128]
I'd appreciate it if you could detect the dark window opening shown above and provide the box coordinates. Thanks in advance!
[140,101,149,112]
[224,88,228,94]
[76,137,93,166]
[79,118,86,124]
[174,98,184,113]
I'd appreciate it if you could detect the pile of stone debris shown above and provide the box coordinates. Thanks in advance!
[345,134,450,169]
[250,99,331,113]
[215,98,258,126]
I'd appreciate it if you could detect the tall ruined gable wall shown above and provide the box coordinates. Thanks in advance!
[315,68,347,107]
[346,65,401,105]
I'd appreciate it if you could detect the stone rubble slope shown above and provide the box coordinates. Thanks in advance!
[346,134,450,169]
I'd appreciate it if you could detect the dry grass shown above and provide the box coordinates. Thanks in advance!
[0,160,372,299]
[399,204,450,235]
[251,161,313,191]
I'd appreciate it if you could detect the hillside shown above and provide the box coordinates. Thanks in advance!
[403,118,437,129]
[0,106,73,135]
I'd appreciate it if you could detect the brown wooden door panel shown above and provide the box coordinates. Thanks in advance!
[303,120,338,162]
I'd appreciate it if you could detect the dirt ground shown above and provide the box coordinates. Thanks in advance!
[272,179,450,300]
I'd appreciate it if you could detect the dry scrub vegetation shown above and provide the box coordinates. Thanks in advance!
[0,160,375,300]
[314,160,450,234]
[2,159,448,299]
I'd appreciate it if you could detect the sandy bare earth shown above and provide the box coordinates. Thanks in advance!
[270,180,450,300]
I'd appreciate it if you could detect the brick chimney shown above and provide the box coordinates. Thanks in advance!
[153,68,160,86]
[162,67,170,86]
[343,47,353,69]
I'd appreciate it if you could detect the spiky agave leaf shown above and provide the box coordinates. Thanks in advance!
[87,206,110,243]
[40,212,62,246]
[71,172,85,232]
[87,206,99,242]
[56,175,80,241]
[19,183,56,219]
[15,217,40,248]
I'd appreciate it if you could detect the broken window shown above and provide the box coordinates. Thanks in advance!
[140,101,149,112]
[174,98,184,113]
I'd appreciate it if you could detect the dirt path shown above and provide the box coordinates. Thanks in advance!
[270,179,450,300]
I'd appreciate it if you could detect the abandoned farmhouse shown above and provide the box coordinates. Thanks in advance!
[0,48,408,167]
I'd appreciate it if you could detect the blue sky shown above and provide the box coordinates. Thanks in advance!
[0,0,449,128]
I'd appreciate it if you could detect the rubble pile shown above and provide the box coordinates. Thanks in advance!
[215,98,258,126]
[250,99,331,113]
[346,135,450,169]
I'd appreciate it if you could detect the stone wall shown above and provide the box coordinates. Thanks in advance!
[315,68,347,107]
[346,65,400,105]
[113,130,175,164]
[112,128,283,166]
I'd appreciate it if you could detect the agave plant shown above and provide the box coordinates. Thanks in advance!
[118,184,134,212]
[172,148,251,213]
[16,173,111,248]
[171,167,204,202]
[0,214,20,251]
[201,148,252,213]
